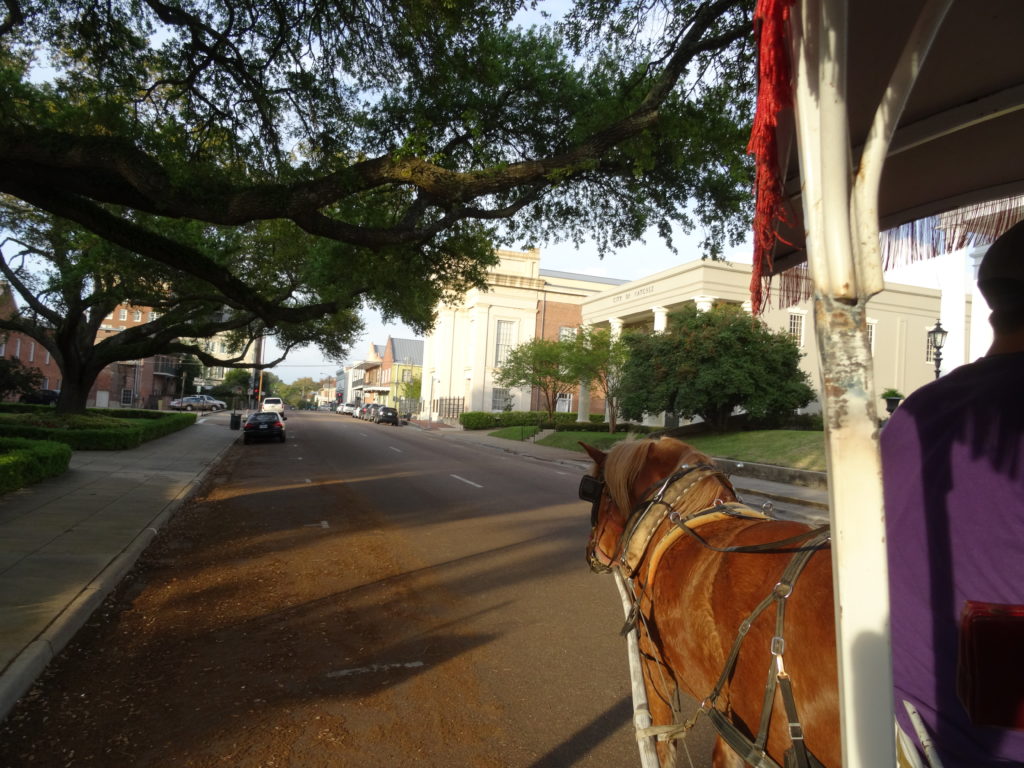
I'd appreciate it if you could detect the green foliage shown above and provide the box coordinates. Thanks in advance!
[880,388,904,400]
[0,437,72,495]
[458,410,579,429]
[494,338,578,421]
[0,357,43,401]
[564,326,628,432]
[618,304,815,432]
[0,0,757,368]
[552,421,634,433]
[0,409,195,450]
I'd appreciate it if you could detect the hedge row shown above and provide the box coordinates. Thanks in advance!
[553,422,658,434]
[459,411,585,430]
[0,437,73,495]
[0,410,196,450]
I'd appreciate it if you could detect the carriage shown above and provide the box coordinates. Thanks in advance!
[579,2,1024,766]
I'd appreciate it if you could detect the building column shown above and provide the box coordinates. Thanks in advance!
[609,317,624,339]
[652,306,668,332]
[692,295,716,312]
[576,381,591,423]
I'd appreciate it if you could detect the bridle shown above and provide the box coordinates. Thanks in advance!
[579,472,616,573]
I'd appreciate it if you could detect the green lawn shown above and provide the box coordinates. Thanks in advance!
[535,429,826,471]
[488,425,541,441]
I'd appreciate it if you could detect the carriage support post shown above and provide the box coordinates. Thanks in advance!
[614,570,661,767]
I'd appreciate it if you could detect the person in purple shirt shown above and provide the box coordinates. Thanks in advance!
[882,219,1024,766]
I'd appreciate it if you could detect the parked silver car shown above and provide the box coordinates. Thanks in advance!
[169,394,226,411]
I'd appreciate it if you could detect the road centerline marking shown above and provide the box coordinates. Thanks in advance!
[450,474,483,488]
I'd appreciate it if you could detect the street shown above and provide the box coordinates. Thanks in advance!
[0,411,719,767]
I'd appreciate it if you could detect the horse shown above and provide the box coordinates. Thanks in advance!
[580,437,839,768]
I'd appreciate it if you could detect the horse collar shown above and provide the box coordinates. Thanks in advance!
[618,463,735,576]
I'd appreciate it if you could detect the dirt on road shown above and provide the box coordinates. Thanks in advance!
[0,444,515,767]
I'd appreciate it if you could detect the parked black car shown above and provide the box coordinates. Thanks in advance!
[376,406,400,426]
[242,411,287,443]
[19,389,59,405]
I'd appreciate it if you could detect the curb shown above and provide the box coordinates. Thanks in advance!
[713,457,828,490]
[730,482,831,512]
[0,431,237,721]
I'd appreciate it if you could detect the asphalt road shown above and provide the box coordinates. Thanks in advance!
[296,412,721,766]
[0,410,720,766]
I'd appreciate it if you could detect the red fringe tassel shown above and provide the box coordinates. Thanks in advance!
[747,0,795,313]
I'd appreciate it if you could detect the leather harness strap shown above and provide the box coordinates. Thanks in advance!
[617,462,832,768]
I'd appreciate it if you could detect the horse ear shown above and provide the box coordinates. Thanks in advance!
[579,442,607,467]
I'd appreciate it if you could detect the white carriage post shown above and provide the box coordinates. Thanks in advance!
[777,1,953,765]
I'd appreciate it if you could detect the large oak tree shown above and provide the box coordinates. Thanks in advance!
[0,0,757,405]
[0,201,362,411]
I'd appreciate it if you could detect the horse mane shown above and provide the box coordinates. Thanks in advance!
[603,437,736,515]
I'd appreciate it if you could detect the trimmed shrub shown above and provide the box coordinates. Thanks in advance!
[460,411,582,429]
[0,410,196,449]
[0,437,72,495]
[459,411,500,430]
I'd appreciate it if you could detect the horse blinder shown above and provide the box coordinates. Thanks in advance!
[578,474,605,527]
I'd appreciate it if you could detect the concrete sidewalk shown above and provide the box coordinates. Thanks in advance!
[0,410,240,720]
[0,414,829,722]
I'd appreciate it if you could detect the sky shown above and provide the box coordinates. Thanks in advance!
[265,227,756,384]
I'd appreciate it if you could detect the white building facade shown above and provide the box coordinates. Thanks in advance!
[421,248,624,420]
[421,247,984,426]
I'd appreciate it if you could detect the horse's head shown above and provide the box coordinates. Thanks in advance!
[580,437,738,573]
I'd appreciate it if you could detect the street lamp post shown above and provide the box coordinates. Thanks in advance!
[928,320,948,380]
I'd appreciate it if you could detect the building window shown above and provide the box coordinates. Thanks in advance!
[118,309,127,320]
[27,341,34,362]
[120,388,134,406]
[0,339,5,356]
[788,312,805,348]
[402,369,412,383]
[558,326,576,341]
[556,392,574,413]
[491,387,511,411]
[495,320,515,366]
[14,338,21,357]
[106,311,114,319]
[132,309,142,321]
[44,350,50,364]
[41,377,49,389]
[866,320,876,354]
[148,311,157,322]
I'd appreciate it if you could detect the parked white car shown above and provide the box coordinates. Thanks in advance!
[337,402,357,415]
[260,396,285,414]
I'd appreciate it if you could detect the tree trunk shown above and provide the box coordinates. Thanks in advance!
[53,347,103,415]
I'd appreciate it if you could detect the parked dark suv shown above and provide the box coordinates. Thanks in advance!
[375,406,400,426]
[19,389,59,405]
